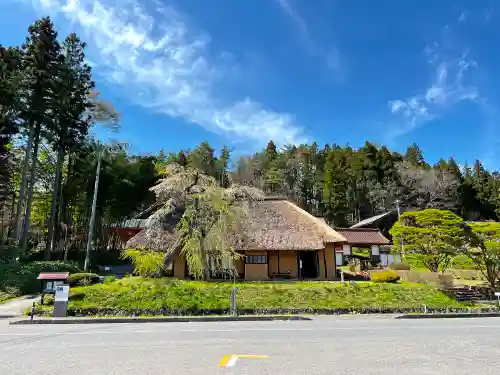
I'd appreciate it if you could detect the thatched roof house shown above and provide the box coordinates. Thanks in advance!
[126,196,347,251]
[125,196,350,281]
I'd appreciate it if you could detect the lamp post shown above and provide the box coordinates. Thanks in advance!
[84,145,103,272]
[395,199,405,260]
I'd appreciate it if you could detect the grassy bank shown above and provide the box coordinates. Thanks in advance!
[34,277,468,316]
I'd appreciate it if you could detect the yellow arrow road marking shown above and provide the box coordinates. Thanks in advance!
[218,354,234,367]
[218,354,269,367]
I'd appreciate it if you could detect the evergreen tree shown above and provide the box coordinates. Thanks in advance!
[45,32,94,257]
[323,146,349,226]
[404,142,428,168]
[264,140,278,164]
[17,17,64,252]
[0,46,23,218]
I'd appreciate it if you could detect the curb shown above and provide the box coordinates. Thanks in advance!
[9,315,312,325]
[395,312,500,319]
[0,314,18,320]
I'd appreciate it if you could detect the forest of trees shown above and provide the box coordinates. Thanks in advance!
[0,17,159,260]
[2,17,500,263]
[230,140,500,226]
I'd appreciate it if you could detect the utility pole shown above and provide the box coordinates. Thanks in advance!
[395,199,404,260]
[84,146,103,272]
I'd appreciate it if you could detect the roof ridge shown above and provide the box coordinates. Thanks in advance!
[262,195,288,201]
[336,227,381,232]
[283,201,347,243]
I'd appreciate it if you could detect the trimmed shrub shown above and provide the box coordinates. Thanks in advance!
[0,246,21,264]
[22,249,127,266]
[371,270,400,283]
[0,261,81,295]
[67,273,101,287]
[389,262,411,271]
[104,276,117,284]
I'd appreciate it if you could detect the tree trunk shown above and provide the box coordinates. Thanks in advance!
[20,123,41,254]
[63,224,69,261]
[485,264,498,292]
[7,191,16,238]
[45,145,64,259]
[200,235,211,281]
[13,121,34,242]
[84,147,103,272]
[60,153,72,231]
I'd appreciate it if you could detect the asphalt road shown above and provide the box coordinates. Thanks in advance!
[1,316,500,375]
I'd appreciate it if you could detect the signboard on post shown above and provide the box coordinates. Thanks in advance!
[495,292,500,308]
[230,287,237,316]
[53,285,70,317]
[55,285,69,302]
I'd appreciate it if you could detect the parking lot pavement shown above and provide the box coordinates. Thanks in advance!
[1,315,500,375]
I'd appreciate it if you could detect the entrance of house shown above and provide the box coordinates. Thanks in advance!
[298,251,318,279]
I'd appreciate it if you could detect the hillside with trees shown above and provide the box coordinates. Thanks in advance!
[230,140,500,225]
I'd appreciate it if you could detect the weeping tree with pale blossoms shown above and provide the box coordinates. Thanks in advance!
[123,162,264,279]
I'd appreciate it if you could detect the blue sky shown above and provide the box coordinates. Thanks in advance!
[1,0,499,168]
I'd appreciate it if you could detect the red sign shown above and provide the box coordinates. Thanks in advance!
[37,272,69,280]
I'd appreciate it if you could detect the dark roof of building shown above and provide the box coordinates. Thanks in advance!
[334,228,391,245]
[126,198,347,251]
[349,211,395,228]
[110,219,149,229]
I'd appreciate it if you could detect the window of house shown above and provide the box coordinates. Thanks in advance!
[246,255,267,264]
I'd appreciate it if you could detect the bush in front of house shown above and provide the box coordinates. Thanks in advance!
[389,262,411,271]
[371,270,401,283]
[67,273,101,287]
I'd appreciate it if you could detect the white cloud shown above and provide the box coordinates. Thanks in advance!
[19,0,307,148]
[275,0,309,39]
[274,0,342,74]
[389,39,479,137]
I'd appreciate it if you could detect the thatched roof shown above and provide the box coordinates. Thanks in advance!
[126,197,347,251]
[231,197,346,250]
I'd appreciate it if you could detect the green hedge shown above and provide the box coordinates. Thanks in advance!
[0,261,81,295]
[389,262,411,271]
[67,273,101,287]
[0,246,21,264]
[371,270,401,283]
[22,249,128,268]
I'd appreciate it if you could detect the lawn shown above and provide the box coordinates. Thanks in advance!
[34,277,468,316]
[404,254,477,271]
